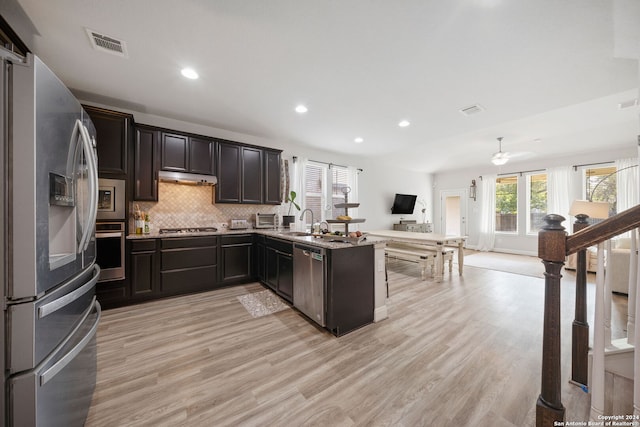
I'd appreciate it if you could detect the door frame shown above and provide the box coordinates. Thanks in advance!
[439,189,468,236]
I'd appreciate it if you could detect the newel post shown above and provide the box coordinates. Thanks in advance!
[571,215,589,388]
[536,214,567,427]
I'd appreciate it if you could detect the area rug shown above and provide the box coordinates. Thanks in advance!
[461,251,545,278]
[237,290,290,318]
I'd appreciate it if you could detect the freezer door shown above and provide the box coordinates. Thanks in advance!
[7,264,99,374]
[9,55,98,300]
[10,299,100,427]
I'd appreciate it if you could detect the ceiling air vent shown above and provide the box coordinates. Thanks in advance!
[459,104,485,116]
[618,99,638,109]
[85,28,128,58]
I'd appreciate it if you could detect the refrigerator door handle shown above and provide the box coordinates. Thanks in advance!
[39,300,101,386]
[77,121,98,252]
[38,264,100,319]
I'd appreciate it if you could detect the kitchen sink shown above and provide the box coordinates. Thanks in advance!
[277,231,312,236]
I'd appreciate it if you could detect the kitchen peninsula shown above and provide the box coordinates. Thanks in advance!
[124,229,387,336]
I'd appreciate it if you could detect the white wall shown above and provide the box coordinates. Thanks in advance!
[433,145,638,256]
[357,158,433,230]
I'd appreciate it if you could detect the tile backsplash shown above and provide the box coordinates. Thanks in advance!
[130,182,284,232]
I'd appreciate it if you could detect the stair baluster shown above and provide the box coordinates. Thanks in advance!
[590,243,606,421]
[634,228,640,417]
[628,229,637,345]
[604,240,613,349]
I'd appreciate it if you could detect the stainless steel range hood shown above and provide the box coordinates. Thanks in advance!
[158,170,217,186]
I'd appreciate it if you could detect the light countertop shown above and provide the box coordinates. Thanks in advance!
[127,228,388,250]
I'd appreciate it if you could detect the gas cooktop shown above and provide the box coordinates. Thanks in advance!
[158,227,218,234]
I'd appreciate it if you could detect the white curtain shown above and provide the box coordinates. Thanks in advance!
[477,175,496,252]
[547,166,573,220]
[615,157,638,213]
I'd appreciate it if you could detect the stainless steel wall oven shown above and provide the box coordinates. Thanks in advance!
[95,222,125,282]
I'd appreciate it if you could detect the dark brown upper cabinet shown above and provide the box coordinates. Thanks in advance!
[161,132,214,175]
[216,141,282,205]
[263,149,281,205]
[216,142,241,203]
[241,146,263,204]
[133,125,160,201]
[83,105,132,178]
[189,137,215,175]
[160,132,188,172]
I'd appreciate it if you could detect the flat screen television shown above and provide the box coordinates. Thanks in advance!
[391,193,417,214]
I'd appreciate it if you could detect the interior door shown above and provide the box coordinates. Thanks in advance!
[440,189,467,236]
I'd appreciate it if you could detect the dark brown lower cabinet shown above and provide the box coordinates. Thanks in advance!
[95,279,128,309]
[130,239,160,299]
[264,237,293,302]
[325,245,374,336]
[219,234,253,285]
[254,235,266,282]
[160,236,218,296]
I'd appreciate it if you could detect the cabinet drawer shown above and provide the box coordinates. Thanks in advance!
[161,265,218,295]
[131,239,157,252]
[161,246,217,271]
[220,234,253,246]
[161,236,217,249]
[265,237,293,254]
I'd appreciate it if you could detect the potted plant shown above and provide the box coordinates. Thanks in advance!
[282,190,300,227]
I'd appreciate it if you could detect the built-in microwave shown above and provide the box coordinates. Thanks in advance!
[97,178,126,220]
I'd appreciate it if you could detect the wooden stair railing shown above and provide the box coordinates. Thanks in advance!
[536,204,640,427]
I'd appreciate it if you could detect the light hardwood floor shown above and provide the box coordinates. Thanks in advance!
[86,260,628,427]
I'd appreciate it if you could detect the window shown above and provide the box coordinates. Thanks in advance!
[304,162,325,226]
[495,175,517,233]
[585,166,616,215]
[302,162,352,227]
[527,173,547,233]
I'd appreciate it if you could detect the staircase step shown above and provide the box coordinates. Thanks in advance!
[604,338,634,380]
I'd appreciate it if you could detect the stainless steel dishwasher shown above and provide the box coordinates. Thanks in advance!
[293,244,326,327]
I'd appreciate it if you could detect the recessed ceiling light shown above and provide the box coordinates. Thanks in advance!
[398,120,410,128]
[181,68,199,79]
[354,137,364,143]
[295,104,308,114]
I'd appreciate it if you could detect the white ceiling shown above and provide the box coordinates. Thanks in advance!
[15,0,640,172]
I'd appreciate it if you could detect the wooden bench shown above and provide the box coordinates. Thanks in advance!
[385,242,454,280]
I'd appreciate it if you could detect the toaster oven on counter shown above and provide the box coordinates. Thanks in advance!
[255,213,277,229]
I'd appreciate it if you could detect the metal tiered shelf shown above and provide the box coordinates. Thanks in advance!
[326,187,365,235]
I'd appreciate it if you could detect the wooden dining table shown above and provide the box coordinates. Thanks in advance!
[367,230,467,282]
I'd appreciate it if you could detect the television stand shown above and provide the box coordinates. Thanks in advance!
[393,221,432,233]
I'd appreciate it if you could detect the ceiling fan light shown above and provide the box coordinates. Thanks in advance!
[491,152,509,165]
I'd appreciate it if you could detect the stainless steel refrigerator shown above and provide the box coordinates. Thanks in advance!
[1,50,101,426]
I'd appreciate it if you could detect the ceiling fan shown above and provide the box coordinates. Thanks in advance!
[491,137,509,165]
[489,137,534,166]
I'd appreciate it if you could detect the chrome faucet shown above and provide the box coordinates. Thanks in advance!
[299,208,314,233]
